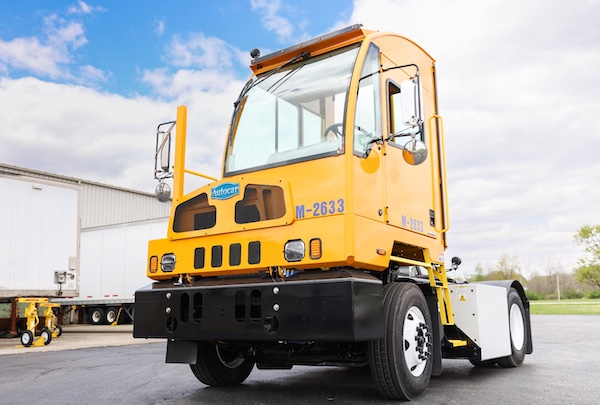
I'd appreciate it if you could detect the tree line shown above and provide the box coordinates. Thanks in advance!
[464,225,600,300]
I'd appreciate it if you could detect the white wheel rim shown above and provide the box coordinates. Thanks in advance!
[107,311,116,323]
[42,331,50,343]
[509,303,525,351]
[92,311,101,323]
[403,305,429,377]
[22,332,31,345]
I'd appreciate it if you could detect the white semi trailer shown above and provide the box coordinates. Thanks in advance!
[0,175,79,335]
[54,218,168,325]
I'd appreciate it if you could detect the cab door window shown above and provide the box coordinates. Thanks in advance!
[354,44,382,156]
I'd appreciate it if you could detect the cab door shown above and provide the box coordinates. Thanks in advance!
[379,43,442,245]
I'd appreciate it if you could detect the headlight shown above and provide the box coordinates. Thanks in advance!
[161,253,176,272]
[284,240,304,262]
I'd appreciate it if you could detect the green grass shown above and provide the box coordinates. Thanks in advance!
[529,299,600,315]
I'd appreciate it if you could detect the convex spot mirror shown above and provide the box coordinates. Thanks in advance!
[155,181,171,202]
[402,138,428,165]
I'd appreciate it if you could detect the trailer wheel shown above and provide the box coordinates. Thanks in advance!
[20,330,34,347]
[89,307,105,325]
[105,307,119,325]
[497,288,527,368]
[369,282,433,400]
[55,325,63,337]
[190,341,254,387]
[41,326,52,345]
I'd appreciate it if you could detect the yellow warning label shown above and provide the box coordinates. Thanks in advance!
[459,294,467,301]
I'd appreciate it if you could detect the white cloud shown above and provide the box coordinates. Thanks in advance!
[0,36,67,78]
[78,64,110,85]
[44,14,87,50]
[251,0,295,42]
[155,18,166,36]
[0,12,108,85]
[167,33,237,70]
[0,77,173,191]
[67,1,107,15]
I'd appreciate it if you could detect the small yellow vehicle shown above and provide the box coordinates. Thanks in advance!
[134,25,532,400]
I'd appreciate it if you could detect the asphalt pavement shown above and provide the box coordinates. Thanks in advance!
[0,324,160,355]
[1,315,599,404]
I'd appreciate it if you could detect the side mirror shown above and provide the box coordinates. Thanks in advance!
[155,121,175,177]
[154,121,175,201]
[400,79,420,128]
[159,135,171,172]
[402,138,428,165]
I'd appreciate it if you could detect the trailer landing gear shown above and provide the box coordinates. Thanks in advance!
[16,298,56,347]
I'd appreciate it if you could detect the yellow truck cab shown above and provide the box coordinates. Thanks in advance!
[134,25,532,400]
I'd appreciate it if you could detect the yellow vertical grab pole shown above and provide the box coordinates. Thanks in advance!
[173,106,188,202]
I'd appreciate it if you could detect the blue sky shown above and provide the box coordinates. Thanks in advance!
[1,0,600,275]
[0,0,352,95]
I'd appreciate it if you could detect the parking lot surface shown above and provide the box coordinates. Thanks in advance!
[1,315,599,404]
[0,324,159,355]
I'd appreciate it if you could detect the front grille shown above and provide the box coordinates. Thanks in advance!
[211,245,223,268]
[249,241,261,264]
[194,248,205,269]
[193,241,261,270]
[230,243,242,266]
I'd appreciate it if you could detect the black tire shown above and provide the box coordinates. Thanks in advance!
[41,326,52,345]
[20,330,34,347]
[190,341,254,387]
[55,325,63,337]
[497,288,528,368]
[369,282,433,400]
[105,307,119,325]
[469,358,497,368]
[89,307,105,325]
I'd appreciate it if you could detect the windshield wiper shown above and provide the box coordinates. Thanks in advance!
[233,51,310,108]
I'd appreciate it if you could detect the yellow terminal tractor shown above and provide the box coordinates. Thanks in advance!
[134,25,532,400]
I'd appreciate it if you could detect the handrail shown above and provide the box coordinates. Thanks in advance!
[428,114,450,233]
[184,169,218,183]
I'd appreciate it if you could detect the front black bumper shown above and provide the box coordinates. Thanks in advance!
[133,269,383,342]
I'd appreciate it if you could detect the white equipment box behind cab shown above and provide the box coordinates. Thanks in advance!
[449,283,511,361]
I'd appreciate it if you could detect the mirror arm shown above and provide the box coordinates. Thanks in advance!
[362,136,384,158]
[381,63,420,77]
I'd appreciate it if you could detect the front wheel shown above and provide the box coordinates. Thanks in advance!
[369,282,433,400]
[497,288,528,367]
[190,341,255,387]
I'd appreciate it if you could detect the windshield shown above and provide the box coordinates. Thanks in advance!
[225,45,360,174]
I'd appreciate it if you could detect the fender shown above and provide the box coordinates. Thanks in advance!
[475,280,533,355]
